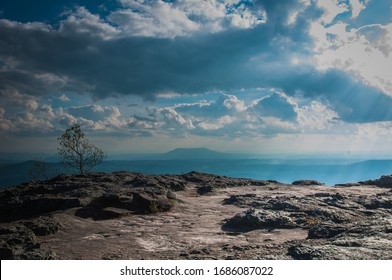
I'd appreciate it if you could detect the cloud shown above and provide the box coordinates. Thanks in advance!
[150,92,307,137]
[0,89,39,111]
[0,0,315,100]
[62,104,132,130]
[309,0,392,101]
[314,0,349,25]
[59,94,70,102]
[251,92,298,121]
[310,20,392,97]
[0,0,391,138]
[59,6,119,39]
[158,107,195,131]
[175,94,246,118]
[0,108,14,131]
[349,0,369,19]
[296,100,341,132]
[109,0,266,38]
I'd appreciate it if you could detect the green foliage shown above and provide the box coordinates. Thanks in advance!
[57,124,105,174]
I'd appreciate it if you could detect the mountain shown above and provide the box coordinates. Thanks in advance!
[155,148,243,160]
[2,155,392,188]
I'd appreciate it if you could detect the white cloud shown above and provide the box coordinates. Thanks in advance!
[158,107,195,130]
[349,0,369,19]
[110,0,266,38]
[311,21,392,96]
[110,1,199,38]
[315,0,349,25]
[297,100,339,131]
[310,0,392,97]
[0,89,39,111]
[157,92,183,99]
[58,112,78,127]
[59,94,70,102]
[63,104,131,130]
[222,94,247,112]
[60,7,119,39]
[12,111,54,132]
[197,115,235,130]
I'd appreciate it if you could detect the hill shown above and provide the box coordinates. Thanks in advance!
[155,148,242,160]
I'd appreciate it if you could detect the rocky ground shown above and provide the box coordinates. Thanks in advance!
[1,171,392,260]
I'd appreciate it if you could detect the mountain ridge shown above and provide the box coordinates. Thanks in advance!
[155,147,243,160]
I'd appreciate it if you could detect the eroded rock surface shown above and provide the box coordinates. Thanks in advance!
[1,171,392,259]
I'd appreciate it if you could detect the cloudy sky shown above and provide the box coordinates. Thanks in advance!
[0,0,391,156]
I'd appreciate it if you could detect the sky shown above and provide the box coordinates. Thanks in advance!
[0,0,391,156]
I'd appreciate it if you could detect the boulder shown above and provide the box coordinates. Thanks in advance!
[292,180,324,186]
[23,216,61,236]
[307,223,347,239]
[0,224,56,260]
[222,208,296,232]
[359,175,392,188]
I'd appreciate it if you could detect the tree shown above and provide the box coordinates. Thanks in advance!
[57,124,105,174]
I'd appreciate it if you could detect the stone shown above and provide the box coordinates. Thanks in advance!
[222,208,296,232]
[23,216,61,236]
[292,180,324,186]
[307,223,347,239]
[360,175,392,188]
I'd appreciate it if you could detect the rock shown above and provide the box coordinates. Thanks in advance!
[0,224,56,260]
[292,180,324,186]
[23,216,61,236]
[307,223,347,239]
[0,197,81,222]
[197,184,214,195]
[131,192,174,213]
[355,196,392,210]
[181,171,272,188]
[304,207,349,223]
[223,194,257,206]
[222,208,296,232]
[2,171,392,260]
[359,175,392,188]
[268,198,301,211]
[0,171,185,224]
[288,244,325,260]
[334,183,361,187]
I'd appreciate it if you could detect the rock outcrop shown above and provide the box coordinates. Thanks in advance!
[1,171,392,260]
[292,180,324,186]
[359,175,392,188]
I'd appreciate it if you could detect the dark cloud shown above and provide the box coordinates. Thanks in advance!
[0,0,315,97]
[0,0,391,125]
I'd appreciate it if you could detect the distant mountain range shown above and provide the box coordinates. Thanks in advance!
[153,148,246,160]
[0,148,250,162]
[1,148,392,188]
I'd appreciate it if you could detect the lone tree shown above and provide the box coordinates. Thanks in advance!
[57,123,105,174]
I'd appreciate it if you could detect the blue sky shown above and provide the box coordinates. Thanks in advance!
[0,0,391,155]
